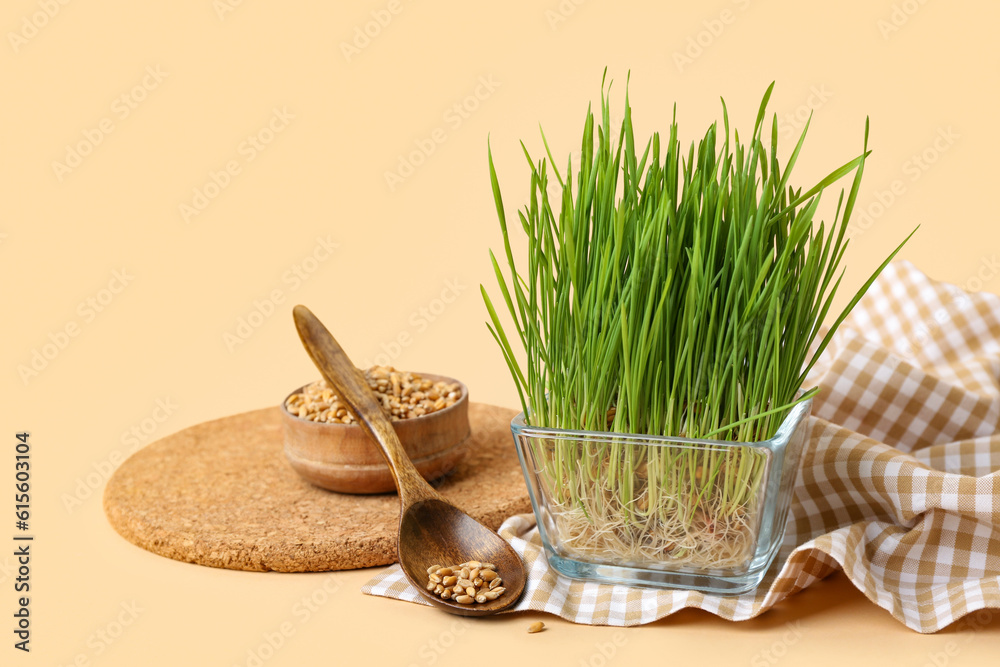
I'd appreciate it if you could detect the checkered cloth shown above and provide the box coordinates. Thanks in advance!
[362,261,1000,632]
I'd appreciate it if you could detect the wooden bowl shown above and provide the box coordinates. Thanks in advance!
[280,374,470,494]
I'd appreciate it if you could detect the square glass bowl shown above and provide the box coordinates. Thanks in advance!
[510,398,811,595]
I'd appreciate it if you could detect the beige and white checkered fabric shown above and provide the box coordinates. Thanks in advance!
[362,261,1000,632]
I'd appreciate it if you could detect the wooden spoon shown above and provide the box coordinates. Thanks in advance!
[292,305,526,616]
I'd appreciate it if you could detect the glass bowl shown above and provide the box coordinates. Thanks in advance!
[510,398,811,595]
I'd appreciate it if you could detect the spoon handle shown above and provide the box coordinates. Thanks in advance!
[292,305,442,506]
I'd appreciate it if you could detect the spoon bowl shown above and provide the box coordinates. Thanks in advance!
[292,305,525,616]
[398,499,526,615]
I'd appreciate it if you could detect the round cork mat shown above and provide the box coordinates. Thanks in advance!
[103,402,531,572]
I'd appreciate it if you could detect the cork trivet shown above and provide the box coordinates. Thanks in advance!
[103,402,531,572]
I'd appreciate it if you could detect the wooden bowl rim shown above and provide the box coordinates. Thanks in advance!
[279,372,469,429]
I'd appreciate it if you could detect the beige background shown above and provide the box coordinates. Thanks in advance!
[4,0,1000,664]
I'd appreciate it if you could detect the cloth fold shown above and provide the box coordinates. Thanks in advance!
[362,261,1000,632]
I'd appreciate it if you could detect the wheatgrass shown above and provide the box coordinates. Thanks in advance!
[483,77,913,570]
